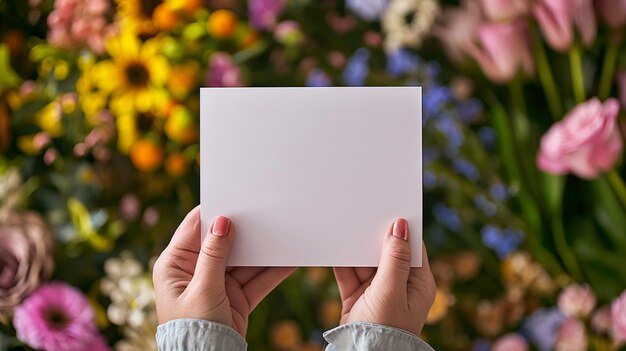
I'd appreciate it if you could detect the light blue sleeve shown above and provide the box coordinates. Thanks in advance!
[156,319,247,351]
[323,323,435,351]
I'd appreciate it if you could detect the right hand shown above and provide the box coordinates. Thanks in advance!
[333,218,436,335]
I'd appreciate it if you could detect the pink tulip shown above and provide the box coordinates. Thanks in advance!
[537,98,623,179]
[433,0,483,63]
[480,0,529,21]
[533,0,596,52]
[466,20,534,83]
[595,0,626,29]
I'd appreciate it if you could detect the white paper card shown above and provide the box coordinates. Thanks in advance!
[200,87,422,266]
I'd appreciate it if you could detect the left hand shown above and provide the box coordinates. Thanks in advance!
[153,206,296,338]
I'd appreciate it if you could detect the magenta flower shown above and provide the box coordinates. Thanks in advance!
[557,284,596,318]
[595,0,626,29]
[533,0,596,52]
[612,290,626,343]
[13,282,108,351]
[537,98,623,179]
[249,0,285,31]
[466,20,534,83]
[591,306,612,334]
[206,53,243,87]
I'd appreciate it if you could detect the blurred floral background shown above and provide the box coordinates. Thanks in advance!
[1,0,626,350]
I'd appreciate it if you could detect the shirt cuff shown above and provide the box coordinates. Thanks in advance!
[156,319,247,351]
[323,322,434,351]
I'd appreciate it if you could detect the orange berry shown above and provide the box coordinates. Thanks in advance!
[153,4,179,31]
[165,153,189,177]
[130,139,164,172]
[207,9,237,39]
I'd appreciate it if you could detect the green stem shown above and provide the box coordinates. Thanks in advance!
[508,78,529,144]
[606,169,626,212]
[598,38,620,100]
[568,44,586,103]
[532,35,562,120]
[552,209,584,281]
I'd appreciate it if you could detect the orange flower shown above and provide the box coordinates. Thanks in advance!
[165,153,189,177]
[153,4,179,31]
[207,10,237,39]
[270,320,302,350]
[130,139,164,172]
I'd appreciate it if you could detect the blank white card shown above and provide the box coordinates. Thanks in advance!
[200,87,422,266]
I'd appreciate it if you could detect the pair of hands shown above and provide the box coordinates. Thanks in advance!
[153,207,436,338]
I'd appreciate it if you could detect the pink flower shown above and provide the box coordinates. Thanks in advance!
[555,318,587,351]
[47,0,116,54]
[249,0,285,30]
[591,306,612,333]
[595,0,626,29]
[533,0,596,52]
[433,0,483,63]
[480,0,529,21]
[492,333,528,351]
[466,20,534,83]
[537,98,623,179]
[13,282,109,351]
[612,290,626,342]
[205,53,243,87]
[557,284,596,318]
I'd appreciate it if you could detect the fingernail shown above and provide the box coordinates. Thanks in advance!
[211,216,231,237]
[392,218,408,241]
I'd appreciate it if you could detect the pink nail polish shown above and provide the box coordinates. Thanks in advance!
[392,218,408,240]
[212,216,231,237]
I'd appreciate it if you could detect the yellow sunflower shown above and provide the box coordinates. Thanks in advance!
[93,33,169,116]
[114,0,161,35]
[116,109,165,153]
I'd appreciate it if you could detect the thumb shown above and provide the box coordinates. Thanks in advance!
[372,218,412,293]
[191,216,234,290]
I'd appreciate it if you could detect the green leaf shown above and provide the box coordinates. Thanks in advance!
[591,178,626,250]
[0,44,21,92]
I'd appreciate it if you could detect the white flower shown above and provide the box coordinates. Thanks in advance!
[382,0,440,52]
[101,251,156,328]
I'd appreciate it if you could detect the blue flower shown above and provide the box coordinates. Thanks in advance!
[523,308,567,351]
[343,48,370,86]
[423,61,441,79]
[490,183,509,202]
[433,203,462,232]
[434,116,464,150]
[453,158,480,181]
[307,69,331,87]
[481,225,524,259]
[478,126,496,150]
[386,49,419,77]
[458,98,482,123]
[473,194,496,216]
[423,148,440,165]
[472,339,490,351]
[346,0,387,21]
[424,170,437,188]
[423,85,453,117]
